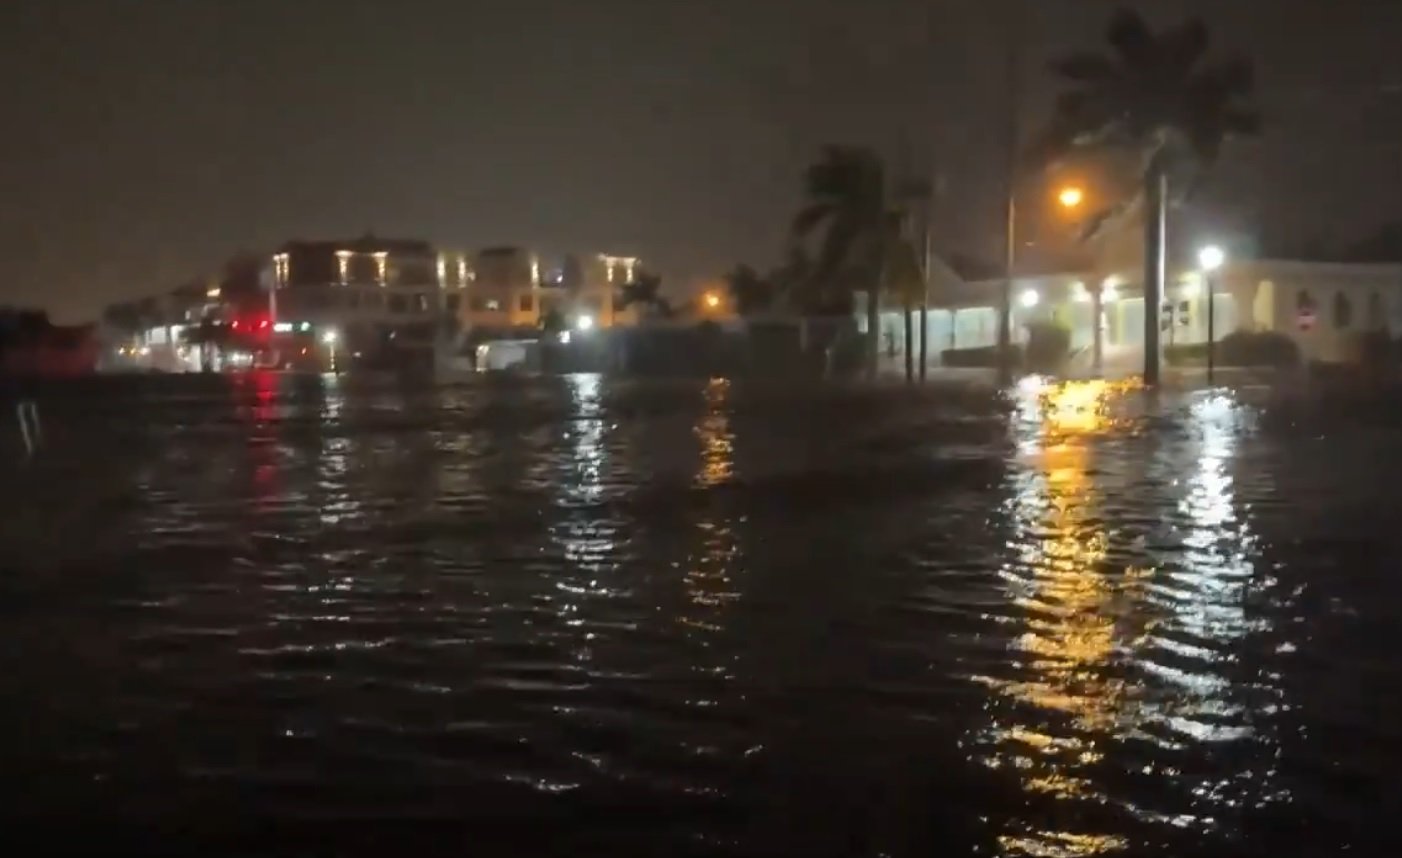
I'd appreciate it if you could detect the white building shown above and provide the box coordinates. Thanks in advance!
[872,257,1402,370]
[459,246,543,333]
[457,250,645,339]
[268,236,447,362]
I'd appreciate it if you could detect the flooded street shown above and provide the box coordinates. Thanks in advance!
[2,373,1400,854]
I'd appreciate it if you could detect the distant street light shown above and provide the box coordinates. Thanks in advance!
[1020,289,1040,309]
[322,328,339,374]
[1198,245,1227,384]
[576,314,595,331]
[704,291,721,309]
[1057,186,1085,210]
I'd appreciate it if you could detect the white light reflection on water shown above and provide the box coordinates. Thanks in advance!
[980,382,1286,854]
[564,372,606,507]
[1137,391,1288,815]
[315,374,362,527]
[549,374,628,662]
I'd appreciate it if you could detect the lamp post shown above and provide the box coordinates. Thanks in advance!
[322,328,339,374]
[1197,245,1226,384]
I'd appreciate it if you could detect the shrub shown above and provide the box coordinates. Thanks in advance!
[1024,322,1071,373]
[1216,330,1300,367]
[941,344,1023,369]
[1164,342,1209,366]
[1353,330,1393,367]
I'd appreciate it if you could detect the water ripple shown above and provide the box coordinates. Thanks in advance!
[0,373,1396,854]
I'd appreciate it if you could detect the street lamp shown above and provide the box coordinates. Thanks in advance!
[1057,186,1084,210]
[703,291,721,310]
[1197,245,1226,384]
[322,328,339,374]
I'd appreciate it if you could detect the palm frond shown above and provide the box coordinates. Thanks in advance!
[1049,53,1119,83]
[1026,88,1128,167]
[813,219,862,283]
[1078,195,1142,244]
[1221,107,1262,136]
[1037,10,1257,180]
[1106,9,1154,67]
[1159,18,1210,75]
[792,204,833,238]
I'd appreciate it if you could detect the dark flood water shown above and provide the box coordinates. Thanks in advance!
[2,372,1401,854]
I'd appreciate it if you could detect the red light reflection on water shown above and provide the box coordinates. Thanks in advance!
[232,369,281,510]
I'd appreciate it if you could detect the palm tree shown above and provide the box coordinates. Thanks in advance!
[792,146,915,378]
[618,271,673,318]
[1036,9,1259,384]
[724,265,776,316]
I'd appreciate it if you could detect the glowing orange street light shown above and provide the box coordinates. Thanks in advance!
[1057,186,1084,210]
[703,291,721,310]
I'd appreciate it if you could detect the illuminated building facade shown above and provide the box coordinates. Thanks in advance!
[458,246,542,333]
[267,235,449,360]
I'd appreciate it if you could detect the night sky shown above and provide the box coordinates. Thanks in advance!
[2,0,1400,321]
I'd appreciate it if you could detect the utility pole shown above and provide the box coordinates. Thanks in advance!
[998,0,1022,387]
[919,177,932,382]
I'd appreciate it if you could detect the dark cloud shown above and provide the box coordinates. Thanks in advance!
[0,0,1398,320]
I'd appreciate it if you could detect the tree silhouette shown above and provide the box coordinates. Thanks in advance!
[724,265,776,316]
[1035,9,1259,383]
[792,146,919,376]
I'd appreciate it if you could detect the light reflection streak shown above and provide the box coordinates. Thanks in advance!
[241,370,282,515]
[315,374,361,527]
[549,374,624,664]
[682,379,740,637]
[982,381,1284,853]
[694,378,734,489]
[1137,392,1287,812]
[979,379,1143,856]
[564,373,605,507]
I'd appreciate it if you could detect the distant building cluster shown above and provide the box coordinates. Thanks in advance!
[101,235,648,372]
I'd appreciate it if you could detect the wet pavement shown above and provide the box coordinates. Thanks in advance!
[1,372,1400,855]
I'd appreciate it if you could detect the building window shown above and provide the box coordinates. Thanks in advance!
[446,294,461,312]
[1333,292,1353,329]
[414,293,429,313]
[519,294,534,312]
[485,298,501,311]
[469,296,487,312]
[1296,289,1313,312]
[388,294,408,314]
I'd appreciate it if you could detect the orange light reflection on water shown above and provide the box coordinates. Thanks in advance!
[682,377,740,635]
[979,377,1146,856]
